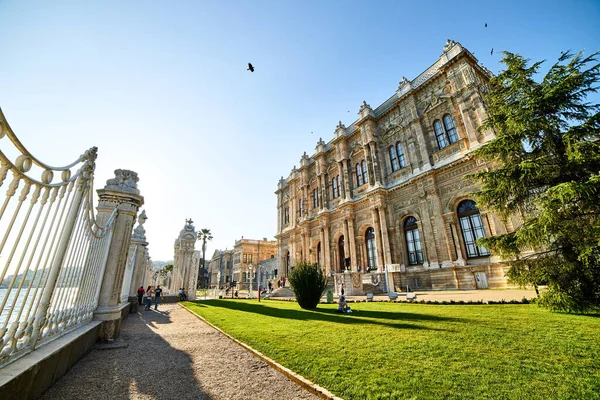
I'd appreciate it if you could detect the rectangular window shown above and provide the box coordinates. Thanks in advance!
[362,160,368,184]
[298,199,303,217]
[249,254,253,263]
[332,175,340,198]
[313,189,318,208]
[389,146,399,172]
[397,143,407,168]
[243,254,247,263]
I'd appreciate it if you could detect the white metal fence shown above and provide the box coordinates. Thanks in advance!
[0,109,115,367]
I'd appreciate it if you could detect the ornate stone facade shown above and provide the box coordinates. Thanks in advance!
[209,249,234,288]
[275,40,514,291]
[232,237,277,290]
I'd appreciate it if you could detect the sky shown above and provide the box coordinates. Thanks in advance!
[0,0,598,262]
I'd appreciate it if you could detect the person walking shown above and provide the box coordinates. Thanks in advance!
[154,285,163,310]
[144,286,153,311]
[268,281,272,293]
[137,286,145,305]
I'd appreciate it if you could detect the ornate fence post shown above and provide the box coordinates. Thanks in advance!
[93,170,144,340]
[121,210,149,305]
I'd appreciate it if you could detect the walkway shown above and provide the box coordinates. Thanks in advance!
[42,304,318,400]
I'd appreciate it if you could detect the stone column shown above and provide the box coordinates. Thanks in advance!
[371,209,385,271]
[324,224,331,274]
[378,206,392,267]
[337,161,346,200]
[127,210,149,298]
[368,142,383,186]
[120,244,137,304]
[364,145,375,187]
[343,159,352,200]
[94,170,144,340]
[347,216,357,270]
[343,220,350,271]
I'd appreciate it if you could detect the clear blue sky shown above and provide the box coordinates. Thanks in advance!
[0,0,598,261]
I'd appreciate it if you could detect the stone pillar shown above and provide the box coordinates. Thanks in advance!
[371,209,384,271]
[324,224,331,274]
[171,219,199,300]
[343,159,352,200]
[343,220,350,271]
[378,206,392,267]
[94,170,144,340]
[368,142,383,187]
[347,216,357,270]
[120,244,137,304]
[337,161,346,200]
[128,211,149,297]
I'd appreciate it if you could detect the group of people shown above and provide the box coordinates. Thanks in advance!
[137,285,163,311]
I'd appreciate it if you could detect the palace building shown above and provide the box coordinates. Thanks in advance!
[275,40,520,291]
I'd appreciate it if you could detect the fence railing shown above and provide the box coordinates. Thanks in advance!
[0,108,116,367]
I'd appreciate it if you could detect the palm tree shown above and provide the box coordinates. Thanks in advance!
[197,229,213,288]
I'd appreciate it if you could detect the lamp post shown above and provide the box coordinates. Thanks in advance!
[248,264,255,298]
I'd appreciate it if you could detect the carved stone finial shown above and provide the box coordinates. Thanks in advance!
[105,169,140,194]
[443,39,457,53]
[302,151,308,159]
[318,137,325,145]
[337,121,345,130]
[132,210,147,240]
[359,100,372,112]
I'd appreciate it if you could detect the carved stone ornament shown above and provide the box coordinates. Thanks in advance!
[105,169,140,195]
[132,209,147,240]
[443,39,457,53]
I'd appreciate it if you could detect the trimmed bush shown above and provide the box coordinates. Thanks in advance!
[288,261,328,309]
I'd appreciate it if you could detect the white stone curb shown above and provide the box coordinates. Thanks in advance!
[179,303,343,400]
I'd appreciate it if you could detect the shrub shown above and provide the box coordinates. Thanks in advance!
[288,261,327,309]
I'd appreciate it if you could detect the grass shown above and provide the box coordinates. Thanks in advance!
[183,299,600,400]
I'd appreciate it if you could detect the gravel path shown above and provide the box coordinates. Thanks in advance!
[42,304,319,400]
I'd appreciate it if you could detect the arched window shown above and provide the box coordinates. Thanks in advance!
[389,146,399,171]
[457,200,490,258]
[361,160,368,184]
[404,217,423,265]
[338,235,345,272]
[396,143,407,168]
[434,114,459,150]
[356,163,363,186]
[365,227,378,270]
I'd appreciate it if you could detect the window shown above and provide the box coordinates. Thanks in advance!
[396,143,407,168]
[457,200,490,258]
[332,175,340,198]
[433,114,459,149]
[443,114,459,143]
[312,189,318,208]
[243,254,247,263]
[298,198,303,217]
[284,207,289,224]
[356,163,363,186]
[361,160,368,184]
[242,272,246,282]
[365,227,378,269]
[404,217,423,265]
[389,145,399,171]
[248,254,252,263]
[317,242,322,266]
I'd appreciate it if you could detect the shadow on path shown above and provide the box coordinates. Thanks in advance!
[190,299,463,331]
[42,307,210,400]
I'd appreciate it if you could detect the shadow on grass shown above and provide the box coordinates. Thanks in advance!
[189,299,461,331]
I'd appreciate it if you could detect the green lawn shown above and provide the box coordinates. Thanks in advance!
[183,299,600,400]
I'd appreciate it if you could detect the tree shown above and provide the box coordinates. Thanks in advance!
[197,229,213,288]
[288,261,328,309]
[470,50,600,312]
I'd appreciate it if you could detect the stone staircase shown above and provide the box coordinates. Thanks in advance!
[269,287,295,298]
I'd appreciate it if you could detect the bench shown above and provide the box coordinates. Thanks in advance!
[366,293,374,302]
[388,292,398,300]
[406,292,417,301]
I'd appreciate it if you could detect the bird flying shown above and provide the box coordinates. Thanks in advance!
[490,48,494,55]
[485,23,488,28]
[247,63,255,72]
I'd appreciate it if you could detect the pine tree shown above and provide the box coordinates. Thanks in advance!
[471,51,600,312]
